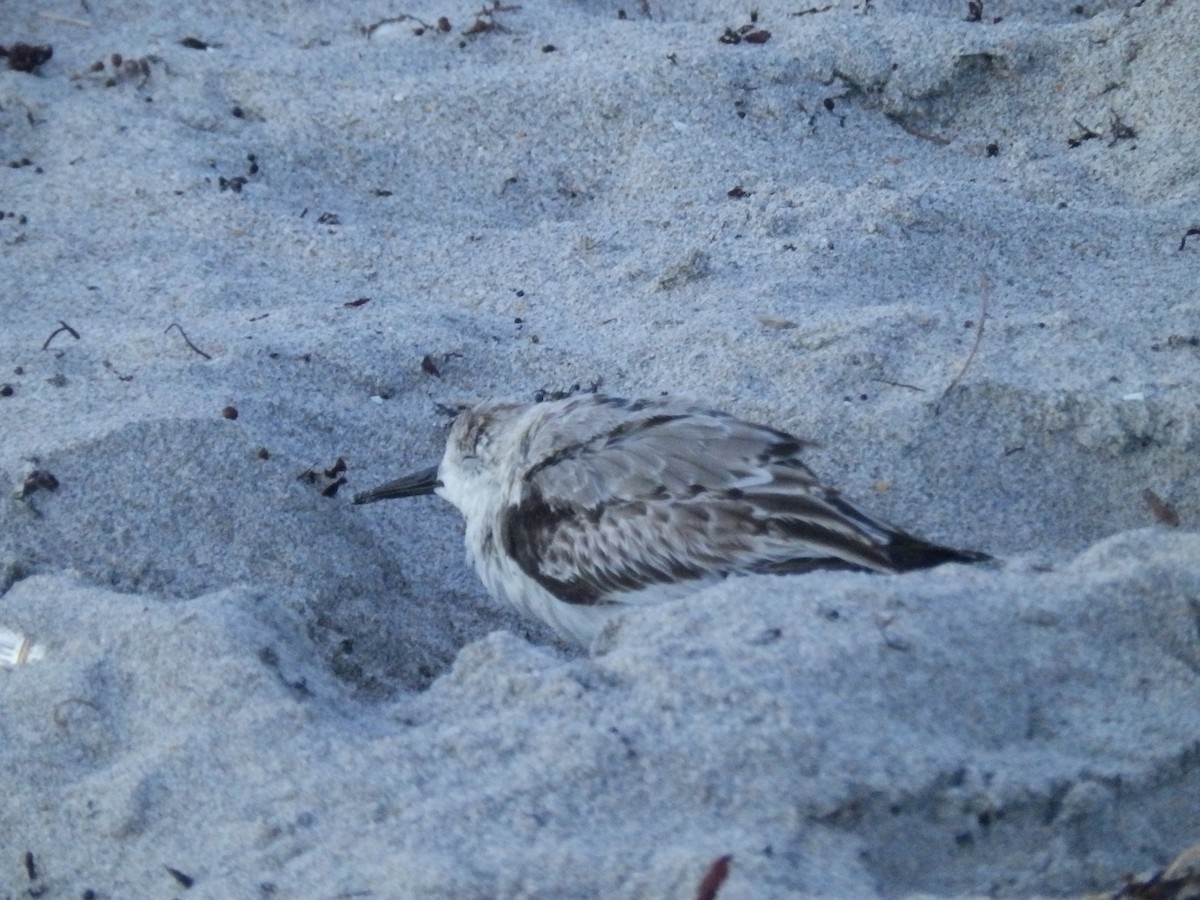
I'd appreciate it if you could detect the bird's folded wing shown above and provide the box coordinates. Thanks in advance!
[501,408,901,605]
[514,400,818,508]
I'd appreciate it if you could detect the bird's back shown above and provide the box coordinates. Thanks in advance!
[488,396,987,614]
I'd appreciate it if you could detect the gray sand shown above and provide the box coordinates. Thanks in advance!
[2,0,1198,895]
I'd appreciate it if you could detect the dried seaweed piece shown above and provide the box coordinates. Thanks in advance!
[2,43,53,73]
[164,865,194,888]
[19,470,59,498]
[696,855,732,900]
[299,458,349,498]
[1142,488,1180,527]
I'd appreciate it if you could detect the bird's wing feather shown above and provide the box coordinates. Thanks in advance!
[513,397,816,505]
[500,400,908,606]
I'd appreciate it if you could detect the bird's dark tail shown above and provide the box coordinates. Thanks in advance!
[884,531,991,572]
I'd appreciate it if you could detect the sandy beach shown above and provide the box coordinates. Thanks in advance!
[2,0,1198,895]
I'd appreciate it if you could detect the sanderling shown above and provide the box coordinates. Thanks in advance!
[355,394,988,645]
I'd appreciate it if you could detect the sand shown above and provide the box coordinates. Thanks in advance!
[2,0,1198,895]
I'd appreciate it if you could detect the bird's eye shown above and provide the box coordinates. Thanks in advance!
[456,425,488,463]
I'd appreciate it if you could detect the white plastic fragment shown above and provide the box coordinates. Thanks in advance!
[0,627,46,667]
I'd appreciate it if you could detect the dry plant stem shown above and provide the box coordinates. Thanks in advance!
[165,323,213,360]
[41,320,80,350]
[38,12,93,27]
[938,273,990,412]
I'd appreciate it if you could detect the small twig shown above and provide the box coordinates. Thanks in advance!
[1067,118,1102,148]
[37,11,93,27]
[363,13,434,37]
[463,1,522,35]
[165,322,212,360]
[791,4,834,16]
[937,274,990,412]
[885,112,952,146]
[872,377,925,392]
[41,320,80,351]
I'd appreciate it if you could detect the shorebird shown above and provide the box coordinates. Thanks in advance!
[355,394,988,645]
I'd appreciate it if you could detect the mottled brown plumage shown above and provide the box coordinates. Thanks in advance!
[355,395,988,644]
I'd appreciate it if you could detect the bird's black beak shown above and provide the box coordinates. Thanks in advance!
[353,466,442,505]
